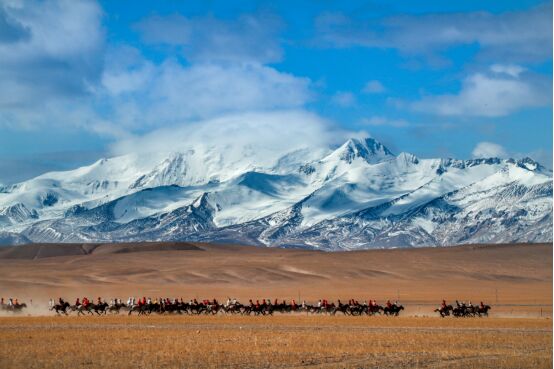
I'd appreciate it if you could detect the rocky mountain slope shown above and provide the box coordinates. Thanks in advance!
[0,138,551,249]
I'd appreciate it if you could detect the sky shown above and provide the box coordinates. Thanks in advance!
[0,0,552,184]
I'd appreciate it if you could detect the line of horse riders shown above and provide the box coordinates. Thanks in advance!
[1,297,491,317]
[47,297,404,316]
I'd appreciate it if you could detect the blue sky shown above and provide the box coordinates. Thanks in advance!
[0,0,551,184]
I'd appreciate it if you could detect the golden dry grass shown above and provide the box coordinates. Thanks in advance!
[0,315,551,369]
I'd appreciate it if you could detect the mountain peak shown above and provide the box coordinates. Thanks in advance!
[515,157,546,172]
[336,137,394,164]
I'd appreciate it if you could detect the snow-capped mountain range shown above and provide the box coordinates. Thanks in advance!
[0,137,551,250]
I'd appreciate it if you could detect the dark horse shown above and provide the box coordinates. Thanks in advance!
[434,305,453,318]
[91,302,109,315]
[477,305,491,317]
[51,302,71,315]
[383,304,404,316]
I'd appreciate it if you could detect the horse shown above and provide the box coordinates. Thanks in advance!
[91,302,109,315]
[367,304,383,316]
[75,304,95,316]
[331,301,350,316]
[107,303,127,314]
[4,303,28,313]
[50,302,71,315]
[383,304,404,316]
[477,305,491,317]
[128,304,148,316]
[434,305,453,318]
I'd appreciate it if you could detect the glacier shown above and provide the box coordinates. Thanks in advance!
[0,137,551,250]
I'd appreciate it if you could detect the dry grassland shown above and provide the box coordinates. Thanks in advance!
[0,242,551,368]
[0,315,551,369]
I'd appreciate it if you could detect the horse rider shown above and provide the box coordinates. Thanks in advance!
[58,297,64,305]
[147,297,152,305]
[7,298,13,307]
[97,297,102,305]
[14,298,19,306]
[75,297,81,307]
[291,299,297,310]
[82,297,89,308]
[386,300,392,309]
[317,299,322,308]
[441,300,447,309]
[480,301,485,309]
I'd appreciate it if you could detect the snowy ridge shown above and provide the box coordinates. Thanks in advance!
[0,137,551,249]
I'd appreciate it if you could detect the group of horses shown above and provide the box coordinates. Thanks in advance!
[49,299,406,317]
[434,301,492,318]
[4,297,491,318]
[0,301,27,313]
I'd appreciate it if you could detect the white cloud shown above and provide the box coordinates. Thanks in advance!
[134,12,283,64]
[99,58,313,131]
[472,142,508,158]
[331,91,356,107]
[362,80,385,94]
[360,116,408,127]
[410,69,550,117]
[316,3,552,64]
[0,2,314,138]
[471,142,552,168]
[490,64,526,78]
[0,0,104,129]
[111,110,353,161]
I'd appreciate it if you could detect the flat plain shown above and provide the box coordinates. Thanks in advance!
[0,242,551,368]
